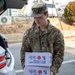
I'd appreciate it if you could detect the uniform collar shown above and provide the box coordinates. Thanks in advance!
[34,20,52,35]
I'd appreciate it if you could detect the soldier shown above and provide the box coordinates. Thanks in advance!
[20,2,65,75]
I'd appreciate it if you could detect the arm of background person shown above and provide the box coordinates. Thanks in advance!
[50,30,65,75]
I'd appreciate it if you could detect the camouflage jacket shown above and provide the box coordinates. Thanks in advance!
[20,24,65,75]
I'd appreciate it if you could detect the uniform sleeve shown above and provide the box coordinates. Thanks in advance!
[50,31,65,75]
[20,30,32,69]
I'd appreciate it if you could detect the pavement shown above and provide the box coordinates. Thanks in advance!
[65,37,75,57]
[4,33,23,43]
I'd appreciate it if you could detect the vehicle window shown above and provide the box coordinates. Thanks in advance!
[47,4,55,8]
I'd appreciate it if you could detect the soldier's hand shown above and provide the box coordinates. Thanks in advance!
[50,71,54,75]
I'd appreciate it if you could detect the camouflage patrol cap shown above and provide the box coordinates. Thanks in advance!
[31,2,47,17]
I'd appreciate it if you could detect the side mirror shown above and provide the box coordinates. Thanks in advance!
[58,8,62,11]
[0,0,28,15]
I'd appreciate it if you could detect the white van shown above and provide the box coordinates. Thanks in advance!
[46,3,57,17]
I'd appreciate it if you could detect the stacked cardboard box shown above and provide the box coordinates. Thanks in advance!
[24,52,52,75]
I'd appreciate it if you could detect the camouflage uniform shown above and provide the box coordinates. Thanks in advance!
[20,2,65,75]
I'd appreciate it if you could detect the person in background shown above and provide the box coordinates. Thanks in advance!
[20,2,65,75]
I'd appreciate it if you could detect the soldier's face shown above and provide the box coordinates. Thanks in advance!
[34,13,48,27]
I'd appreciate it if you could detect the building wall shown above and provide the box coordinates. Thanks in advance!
[1,9,10,16]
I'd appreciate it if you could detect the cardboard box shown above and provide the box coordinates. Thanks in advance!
[24,66,50,75]
[25,52,52,67]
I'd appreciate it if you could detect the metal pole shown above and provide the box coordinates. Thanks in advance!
[52,0,63,30]
[52,0,54,18]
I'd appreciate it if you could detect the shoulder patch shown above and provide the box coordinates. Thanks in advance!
[24,32,27,36]
[24,30,28,36]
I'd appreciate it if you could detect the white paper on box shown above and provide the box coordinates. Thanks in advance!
[24,66,50,75]
[25,52,52,67]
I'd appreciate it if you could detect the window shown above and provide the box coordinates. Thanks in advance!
[47,4,55,8]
